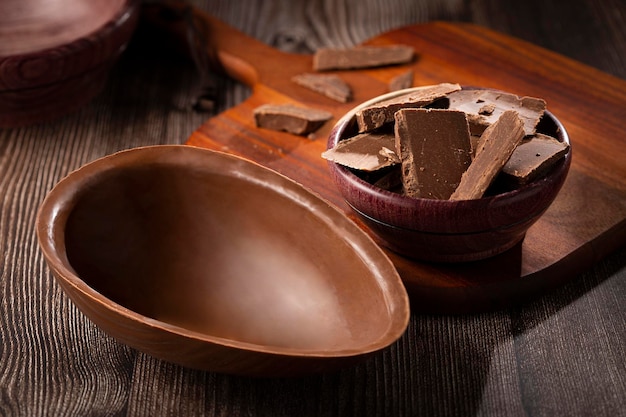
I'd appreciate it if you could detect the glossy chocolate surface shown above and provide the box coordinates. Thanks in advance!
[450,110,525,200]
[395,108,472,199]
[37,145,409,376]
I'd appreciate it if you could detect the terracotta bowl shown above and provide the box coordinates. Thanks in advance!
[327,88,572,263]
[0,0,139,127]
[36,145,410,376]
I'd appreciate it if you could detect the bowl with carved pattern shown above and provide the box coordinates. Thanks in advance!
[0,0,139,127]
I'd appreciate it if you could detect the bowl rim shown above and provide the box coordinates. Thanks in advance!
[326,86,572,233]
[36,145,410,359]
[0,0,137,58]
[0,0,140,97]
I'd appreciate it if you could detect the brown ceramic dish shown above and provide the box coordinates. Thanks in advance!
[0,0,139,127]
[326,87,572,263]
[36,145,410,376]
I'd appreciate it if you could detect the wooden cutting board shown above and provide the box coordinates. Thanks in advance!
[183,11,626,313]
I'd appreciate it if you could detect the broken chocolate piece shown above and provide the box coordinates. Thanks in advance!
[394,108,472,199]
[313,45,414,71]
[356,83,461,133]
[322,132,399,171]
[478,103,495,115]
[373,167,403,192]
[388,70,414,92]
[447,89,546,136]
[450,110,525,200]
[292,73,352,103]
[501,133,569,184]
[253,104,332,136]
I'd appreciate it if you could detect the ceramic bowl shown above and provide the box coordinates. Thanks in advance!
[36,145,410,377]
[0,0,139,127]
[326,87,572,263]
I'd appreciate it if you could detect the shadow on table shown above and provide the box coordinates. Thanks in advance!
[134,246,625,417]
[59,11,246,154]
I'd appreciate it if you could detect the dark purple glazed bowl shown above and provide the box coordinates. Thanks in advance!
[0,0,139,127]
[326,88,572,263]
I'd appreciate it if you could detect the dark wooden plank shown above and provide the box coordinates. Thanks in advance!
[200,0,626,80]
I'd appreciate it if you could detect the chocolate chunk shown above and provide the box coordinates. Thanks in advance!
[356,83,461,133]
[478,103,496,115]
[394,108,472,199]
[373,167,403,191]
[253,104,332,136]
[322,132,399,171]
[291,73,352,103]
[447,90,546,136]
[388,70,414,92]
[313,45,414,71]
[450,110,525,200]
[501,133,570,184]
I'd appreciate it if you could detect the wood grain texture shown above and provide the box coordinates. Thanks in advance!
[185,14,626,311]
[0,0,624,416]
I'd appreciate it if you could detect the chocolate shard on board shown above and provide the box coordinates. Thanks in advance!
[322,132,399,171]
[388,69,414,92]
[313,45,414,71]
[292,73,352,103]
[394,108,472,199]
[501,133,570,185]
[253,104,333,136]
[450,110,525,200]
[447,89,546,136]
[356,83,461,133]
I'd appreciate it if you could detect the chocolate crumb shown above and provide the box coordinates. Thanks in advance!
[478,103,496,115]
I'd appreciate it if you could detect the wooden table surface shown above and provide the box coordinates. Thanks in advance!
[1,0,624,416]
